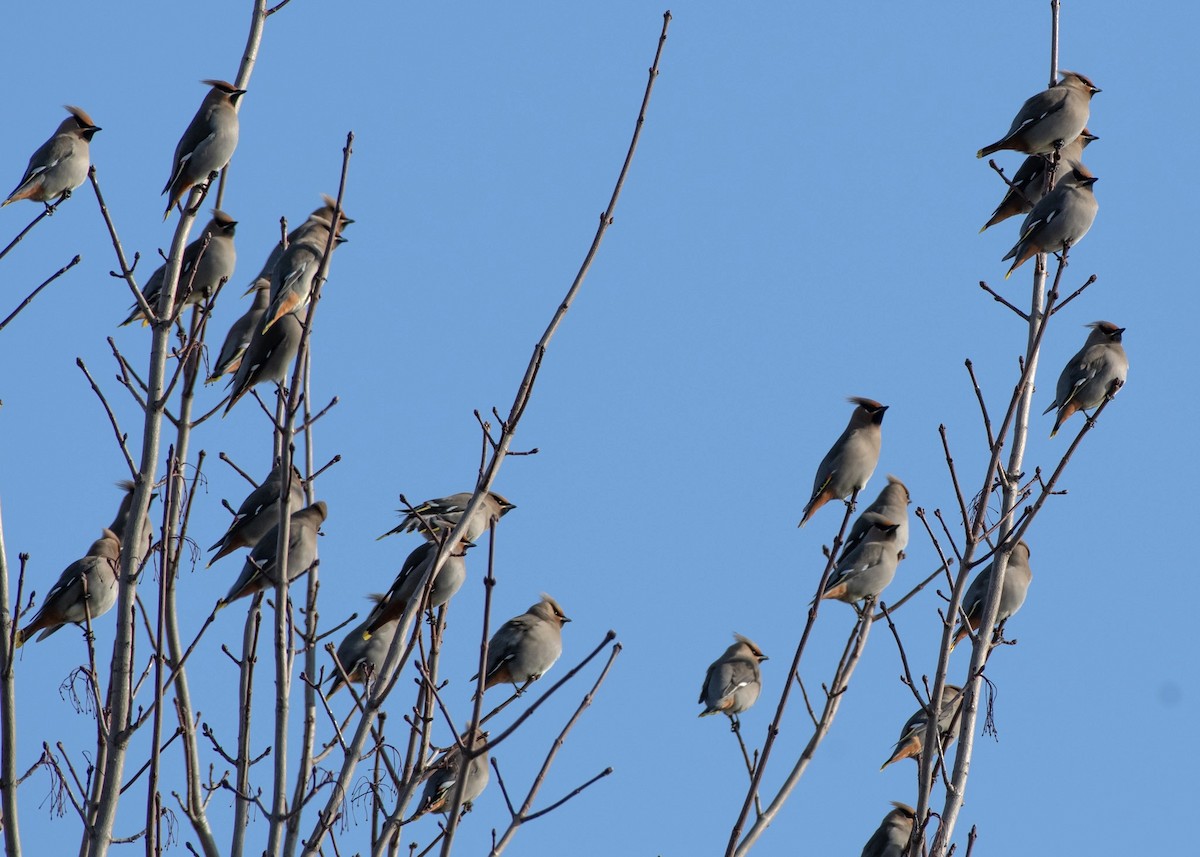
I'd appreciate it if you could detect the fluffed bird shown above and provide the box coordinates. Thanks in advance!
[260,218,345,334]
[880,685,964,770]
[980,129,1096,233]
[1002,166,1099,278]
[820,520,902,604]
[208,464,305,564]
[698,634,768,724]
[3,106,100,208]
[162,80,244,219]
[217,501,326,607]
[328,595,399,696]
[206,280,269,382]
[16,529,120,647]
[473,595,570,695]
[798,397,887,527]
[379,491,516,543]
[245,195,353,293]
[120,211,237,326]
[977,70,1100,159]
[407,728,490,821]
[1044,321,1128,437]
[222,309,303,415]
[361,541,471,640]
[952,541,1033,649]
[859,802,916,857]
[844,475,910,557]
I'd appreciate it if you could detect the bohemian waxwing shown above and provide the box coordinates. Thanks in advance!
[1044,321,1127,437]
[217,501,326,607]
[820,520,902,605]
[859,802,916,857]
[361,540,471,639]
[206,280,269,382]
[208,464,305,564]
[261,218,344,334]
[952,541,1032,649]
[162,80,244,219]
[378,491,516,543]
[698,634,768,723]
[408,728,490,820]
[1002,166,1098,278]
[880,684,964,769]
[844,475,910,557]
[799,398,887,527]
[328,595,399,695]
[981,129,1096,232]
[474,595,570,695]
[222,309,303,415]
[3,106,100,208]
[977,71,1099,159]
[16,529,120,647]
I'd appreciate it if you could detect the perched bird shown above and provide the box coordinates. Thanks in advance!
[246,195,353,293]
[1044,321,1128,437]
[16,529,120,647]
[379,491,516,543]
[120,211,238,326]
[1002,166,1099,278]
[844,475,910,557]
[222,309,303,415]
[798,398,888,527]
[206,280,269,382]
[3,106,100,208]
[217,501,326,607]
[328,595,399,695]
[980,129,1097,232]
[820,520,902,605]
[162,80,244,219]
[951,541,1033,649]
[474,595,570,695]
[977,71,1100,159]
[107,480,138,543]
[860,802,916,857]
[698,634,768,724]
[880,685,964,770]
[361,541,471,639]
[260,219,346,334]
[408,728,490,820]
[208,464,305,564]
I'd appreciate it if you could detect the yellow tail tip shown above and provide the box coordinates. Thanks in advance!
[976,150,985,159]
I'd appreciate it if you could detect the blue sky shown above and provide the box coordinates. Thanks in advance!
[1,2,1195,854]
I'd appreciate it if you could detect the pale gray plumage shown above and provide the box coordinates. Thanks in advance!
[952,541,1032,648]
[475,595,570,694]
[821,521,902,604]
[329,595,398,695]
[981,129,1097,232]
[1043,321,1128,437]
[860,802,916,857]
[977,70,1100,158]
[207,280,269,382]
[162,80,244,219]
[844,475,910,557]
[108,480,138,543]
[121,211,237,326]
[362,541,471,639]
[880,684,964,769]
[698,634,768,721]
[1002,166,1098,278]
[3,106,100,207]
[247,195,353,292]
[223,309,303,415]
[16,529,120,647]
[799,397,888,527]
[379,491,516,542]
[409,729,490,819]
[218,501,326,606]
[261,219,344,334]
[208,464,305,564]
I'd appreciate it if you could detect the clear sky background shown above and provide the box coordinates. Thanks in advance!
[1,2,1195,855]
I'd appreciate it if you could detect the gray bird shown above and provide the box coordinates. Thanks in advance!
[799,398,888,527]
[222,309,303,415]
[952,540,1032,649]
[379,491,516,543]
[3,106,100,208]
[108,480,138,543]
[980,129,1097,232]
[208,464,305,564]
[121,211,238,326]
[206,280,269,383]
[698,634,768,724]
[328,595,399,695]
[16,529,120,647]
[474,595,570,695]
[362,540,471,639]
[880,684,964,770]
[860,802,916,857]
[1002,166,1098,278]
[820,520,902,605]
[217,501,326,607]
[1044,321,1128,437]
[245,195,353,294]
[408,728,490,820]
[977,70,1100,159]
[261,219,346,334]
[162,80,244,220]
[844,475,910,557]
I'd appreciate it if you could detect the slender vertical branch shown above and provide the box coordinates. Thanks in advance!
[0,501,24,857]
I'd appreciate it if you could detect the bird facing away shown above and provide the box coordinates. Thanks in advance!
[880,684,964,770]
[698,634,768,723]
[474,595,570,695]
[120,210,238,326]
[107,480,139,543]
[799,398,888,527]
[408,728,490,821]
[859,802,916,857]
[820,520,902,605]
[1002,166,1099,278]
[206,280,269,382]
[980,129,1097,232]
[977,70,1100,159]
[952,541,1033,649]
[361,540,471,639]
[162,80,244,219]
[1044,321,1128,437]
[3,106,100,208]
[261,219,347,334]
[208,464,306,565]
[217,501,326,607]
[844,475,910,557]
[16,529,120,647]
[328,595,399,695]
[379,491,516,543]
[222,308,303,415]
